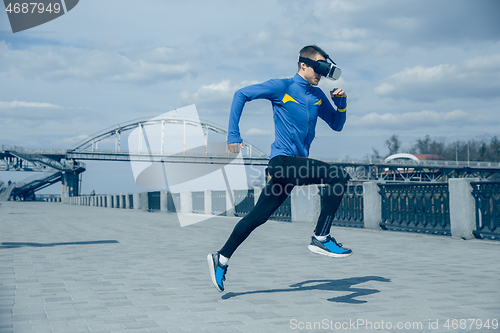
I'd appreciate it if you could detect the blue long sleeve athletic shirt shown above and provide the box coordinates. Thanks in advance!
[227,73,347,160]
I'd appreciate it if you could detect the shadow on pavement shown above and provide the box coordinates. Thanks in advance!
[0,240,119,249]
[222,276,391,304]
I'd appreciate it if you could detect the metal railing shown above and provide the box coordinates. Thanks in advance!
[59,183,498,242]
[192,191,205,214]
[270,195,292,222]
[147,191,161,210]
[211,191,226,215]
[330,185,364,228]
[378,183,450,235]
[471,181,500,240]
[234,190,255,217]
[167,192,180,212]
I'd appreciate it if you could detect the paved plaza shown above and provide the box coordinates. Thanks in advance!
[0,201,499,333]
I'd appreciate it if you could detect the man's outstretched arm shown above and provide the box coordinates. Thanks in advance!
[227,79,286,153]
[318,88,347,132]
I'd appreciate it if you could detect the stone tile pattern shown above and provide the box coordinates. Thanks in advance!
[0,201,499,333]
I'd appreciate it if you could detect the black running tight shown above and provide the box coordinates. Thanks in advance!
[218,155,350,258]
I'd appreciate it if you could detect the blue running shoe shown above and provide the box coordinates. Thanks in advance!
[308,235,352,258]
[207,253,228,292]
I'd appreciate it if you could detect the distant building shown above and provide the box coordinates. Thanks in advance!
[384,153,444,163]
[412,154,445,161]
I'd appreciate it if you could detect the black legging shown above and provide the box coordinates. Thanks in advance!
[219,155,350,258]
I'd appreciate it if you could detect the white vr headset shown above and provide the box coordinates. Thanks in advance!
[298,46,341,81]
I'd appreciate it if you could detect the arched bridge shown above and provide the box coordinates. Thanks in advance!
[66,116,269,165]
[2,115,500,200]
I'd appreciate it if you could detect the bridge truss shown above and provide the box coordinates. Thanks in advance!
[2,115,500,202]
[66,116,269,164]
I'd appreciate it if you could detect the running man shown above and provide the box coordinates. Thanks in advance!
[208,45,352,292]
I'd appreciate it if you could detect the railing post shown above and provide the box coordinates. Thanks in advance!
[291,185,321,223]
[253,186,263,206]
[204,189,212,215]
[107,195,112,208]
[133,193,141,210]
[180,191,193,214]
[140,192,148,211]
[363,181,383,229]
[449,178,479,239]
[124,194,130,209]
[160,191,168,212]
[226,189,235,216]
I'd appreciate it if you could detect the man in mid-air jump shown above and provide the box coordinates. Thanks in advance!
[208,45,351,292]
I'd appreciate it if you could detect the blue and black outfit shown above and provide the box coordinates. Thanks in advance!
[218,73,350,259]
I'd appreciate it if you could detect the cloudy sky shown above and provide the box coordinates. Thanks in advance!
[1,0,499,194]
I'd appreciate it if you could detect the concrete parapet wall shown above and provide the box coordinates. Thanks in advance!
[363,181,383,230]
[160,191,168,212]
[449,178,478,239]
[180,191,192,214]
[125,194,131,209]
[139,192,148,211]
[133,193,140,210]
[59,180,491,241]
[204,190,212,216]
[291,185,320,223]
[225,189,235,217]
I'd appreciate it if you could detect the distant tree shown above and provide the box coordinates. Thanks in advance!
[487,136,500,162]
[371,148,382,160]
[479,142,487,161]
[409,135,445,156]
[412,135,432,154]
[385,135,401,156]
[384,134,500,162]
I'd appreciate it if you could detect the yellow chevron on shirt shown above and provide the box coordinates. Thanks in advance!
[314,100,322,105]
[282,94,299,104]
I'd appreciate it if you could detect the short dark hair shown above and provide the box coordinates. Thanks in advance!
[298,45,327,70]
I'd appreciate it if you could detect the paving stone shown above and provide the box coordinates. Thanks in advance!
[0,201,499,333]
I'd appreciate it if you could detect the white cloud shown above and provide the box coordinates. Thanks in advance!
[349,109,489,128]
[0,100,62,108]
[245,128,272,137]
[181,79,259,104]
[0,41,195,85]
[63,134,89,144]
[374,54,500,101]
[326,0,361,13]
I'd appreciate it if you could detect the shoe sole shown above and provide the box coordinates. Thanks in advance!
[206,254,223,292]
[308,245,352,258]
